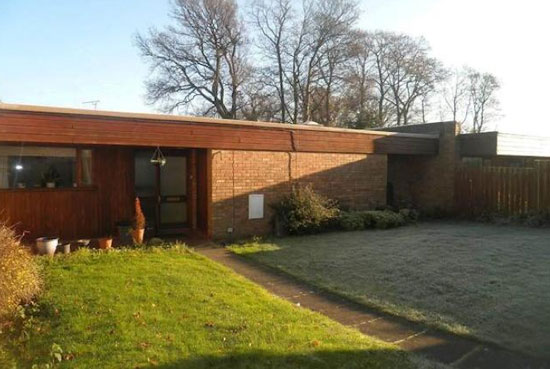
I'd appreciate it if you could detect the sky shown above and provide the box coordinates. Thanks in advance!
[1,0,549,135]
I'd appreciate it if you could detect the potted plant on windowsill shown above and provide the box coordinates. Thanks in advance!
[132,197,146,244]
[41,165,61,188]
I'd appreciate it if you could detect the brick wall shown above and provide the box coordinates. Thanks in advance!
[385,122,460,211]
[211,150,387,239]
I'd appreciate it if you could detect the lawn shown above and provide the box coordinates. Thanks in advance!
[229,222,550,358]
[0,246,436,369]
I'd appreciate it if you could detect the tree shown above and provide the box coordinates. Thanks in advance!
[468,69,500,133]
[249,0,293,122]
[381,33,446,125]
[441,67,471,123]
[300,0,360,123]
[135,0,248,118]
[367,32,394,126]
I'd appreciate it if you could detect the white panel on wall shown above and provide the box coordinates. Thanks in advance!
[248,194,264,219]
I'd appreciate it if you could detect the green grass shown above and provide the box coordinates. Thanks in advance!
[0,246,434,369]
[228,222,550,358]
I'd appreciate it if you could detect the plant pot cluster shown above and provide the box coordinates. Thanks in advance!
[35,238,92,256]
[35,197,147,256]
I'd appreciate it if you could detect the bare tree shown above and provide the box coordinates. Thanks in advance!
[300,0,359,123]
[136,0,248,118]
[365,32,396,126]
[380,33,446,125]
[468,69,500,133]
[441,67,471,123]
[249,0,292,122]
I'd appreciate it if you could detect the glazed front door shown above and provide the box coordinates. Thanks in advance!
[134,150,188,236]
[158,155,187,234]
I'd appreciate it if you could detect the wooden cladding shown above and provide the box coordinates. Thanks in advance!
[0,188,99,240]
[0,147,135,240]
[0,108,438,155]
[455,162,550,216]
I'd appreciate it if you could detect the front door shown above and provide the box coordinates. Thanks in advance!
[134,149,188,236]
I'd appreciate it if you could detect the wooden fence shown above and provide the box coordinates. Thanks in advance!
[455,162,550,216]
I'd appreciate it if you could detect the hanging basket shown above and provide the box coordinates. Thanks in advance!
[150,146,166,167]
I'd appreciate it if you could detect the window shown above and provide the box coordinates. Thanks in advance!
[0,146,93,189]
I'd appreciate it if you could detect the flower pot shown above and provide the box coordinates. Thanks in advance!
[36,237,58,256]
[77,239,90,247]
[98,238,113,250]
[62,243,71,254]
[132,228,145,244]
[46,182,56,188]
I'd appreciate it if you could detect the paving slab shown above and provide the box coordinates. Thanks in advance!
[400,330,478,364]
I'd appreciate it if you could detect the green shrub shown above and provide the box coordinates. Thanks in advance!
[273,185,339,235]
[339,210,409,231]
[339,212,365,231]
[362,210,406,229]
[399,208,419,223]
[0,225,41,320]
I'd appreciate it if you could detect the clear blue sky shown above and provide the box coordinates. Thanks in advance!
[1,0,549,135]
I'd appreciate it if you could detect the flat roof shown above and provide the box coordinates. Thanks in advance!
[0,103,439,155]
[0,103,437,139]
[459,132,550,158]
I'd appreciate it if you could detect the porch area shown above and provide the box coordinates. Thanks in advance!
[0,144,211,244]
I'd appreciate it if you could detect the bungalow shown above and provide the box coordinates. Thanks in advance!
[0,103,446,242]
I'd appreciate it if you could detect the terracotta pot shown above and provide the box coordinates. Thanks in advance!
[36,237,58,256]
[98,238,113,250]
[132,228,145,244]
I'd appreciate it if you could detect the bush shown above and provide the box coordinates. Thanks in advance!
[399,208,419,223]
[339,210,409,231]
[273,185,339,235]
[371,210,406,229]
[339,212,365,231]
[0,225,41,319]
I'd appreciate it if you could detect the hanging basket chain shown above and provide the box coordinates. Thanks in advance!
[150,146,166,166]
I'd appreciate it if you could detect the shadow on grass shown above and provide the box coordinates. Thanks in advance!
[141,348,414,369]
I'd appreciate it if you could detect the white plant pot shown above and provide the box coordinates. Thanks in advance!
[36,237,58,256]
[63,243,71,254]
[46,182,56,188]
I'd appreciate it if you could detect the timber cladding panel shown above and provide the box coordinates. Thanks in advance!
[0,106,438,155]
[0,146,134,241]
[211,150,387,239]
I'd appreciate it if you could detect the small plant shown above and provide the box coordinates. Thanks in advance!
[132,198,146,244]
[272,185,339,235]
[0,224,42,320]
[133,198,146,230]
[41,165,61,187]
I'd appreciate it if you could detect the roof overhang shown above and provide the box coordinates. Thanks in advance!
[0,103,438,155]
[459,132,550,158]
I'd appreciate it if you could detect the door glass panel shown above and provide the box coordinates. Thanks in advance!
[161,203,187,224]
[135,150,156,197]
[160,156,187,226]
[160,156,186,196]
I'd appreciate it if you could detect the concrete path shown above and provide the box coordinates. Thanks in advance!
[197,245,549,369]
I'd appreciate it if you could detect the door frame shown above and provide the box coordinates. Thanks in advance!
[135,148,190,236]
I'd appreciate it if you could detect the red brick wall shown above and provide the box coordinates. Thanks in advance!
[385,122,460,211]
[211,150,387,239]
